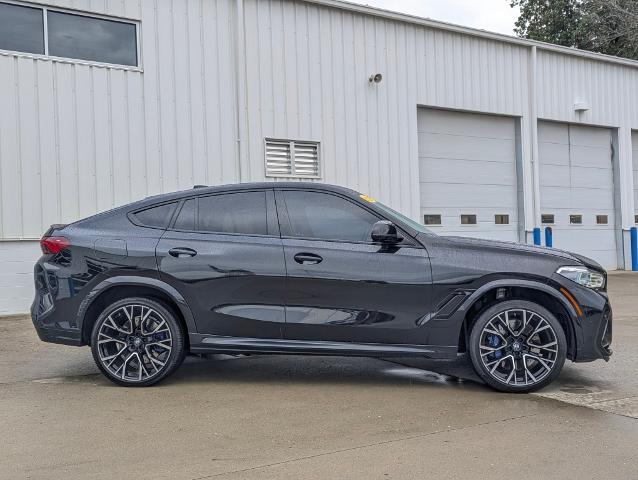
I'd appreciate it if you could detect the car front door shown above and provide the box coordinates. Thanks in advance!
[156,189,287,339]
[277,189,433,345]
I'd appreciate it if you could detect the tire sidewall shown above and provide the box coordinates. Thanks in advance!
[90,297,186,387]
[468,299,567,393]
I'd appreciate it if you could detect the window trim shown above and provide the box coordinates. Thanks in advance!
[0,0,142,70]
[276,188,420,247]
[264,138,321,179]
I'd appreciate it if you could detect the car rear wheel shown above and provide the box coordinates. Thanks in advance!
[468,300,566,393]
[91,297,185,387]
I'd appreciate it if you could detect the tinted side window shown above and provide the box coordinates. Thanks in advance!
[133,203,176,228]
[173,198,196,230]
[0,3,44,55]
[282,191,378,242]
[199,192,268,235]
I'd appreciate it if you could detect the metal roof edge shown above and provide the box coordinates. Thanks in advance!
[302,0,638,69]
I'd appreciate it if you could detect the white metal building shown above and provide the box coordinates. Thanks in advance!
[1,0,638,314]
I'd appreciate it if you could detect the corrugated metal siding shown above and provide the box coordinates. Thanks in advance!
[241,0,532,218]
[2,0,636,238]
[0,0,240,239]
[36,0,140,18]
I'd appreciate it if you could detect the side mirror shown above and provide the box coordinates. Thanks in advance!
[371,220,403,244]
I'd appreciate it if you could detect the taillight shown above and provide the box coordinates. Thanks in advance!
[40,236,70,254]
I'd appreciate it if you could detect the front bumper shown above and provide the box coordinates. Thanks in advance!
[552,274,613,362]
[573,301,612,362]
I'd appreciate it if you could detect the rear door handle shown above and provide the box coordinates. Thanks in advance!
[294,252,323,265]
[169,247,197,258]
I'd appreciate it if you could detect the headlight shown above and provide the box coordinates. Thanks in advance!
[556,266,605,289]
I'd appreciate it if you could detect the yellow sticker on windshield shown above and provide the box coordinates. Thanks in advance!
[359,194,377,203]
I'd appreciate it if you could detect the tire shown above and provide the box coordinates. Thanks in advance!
[468,299,566,393]
[91,297,186,387]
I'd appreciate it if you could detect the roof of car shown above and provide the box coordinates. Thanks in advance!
[142,182,361,204]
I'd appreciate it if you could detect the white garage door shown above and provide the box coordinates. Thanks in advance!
[538,121,617,269]
[633,131,638,224]
[417,108,520,241]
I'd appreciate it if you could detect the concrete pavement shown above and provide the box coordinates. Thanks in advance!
[1,273,637,479]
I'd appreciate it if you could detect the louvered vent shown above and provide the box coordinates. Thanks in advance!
[265,139,320,178]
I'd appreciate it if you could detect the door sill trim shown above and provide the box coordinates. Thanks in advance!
[189,334,457,359]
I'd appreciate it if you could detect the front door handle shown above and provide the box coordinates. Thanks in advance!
[294,252,323,265]
[168,247,197,258]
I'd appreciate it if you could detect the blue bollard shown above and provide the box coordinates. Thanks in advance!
[631,227,638,272]
[545,227,553,248]
[533,227,541,246]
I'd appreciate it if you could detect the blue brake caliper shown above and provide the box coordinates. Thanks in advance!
[488,335,502,359]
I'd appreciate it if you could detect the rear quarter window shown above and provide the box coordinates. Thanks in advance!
[131,202,177,228]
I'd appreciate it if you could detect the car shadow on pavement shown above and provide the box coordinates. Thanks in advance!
[148,354,490,393]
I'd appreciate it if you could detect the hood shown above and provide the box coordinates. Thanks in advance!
[443,236,605,272]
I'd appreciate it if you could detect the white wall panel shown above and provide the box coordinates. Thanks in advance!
[0,241,40,315]
[0,0,240,240]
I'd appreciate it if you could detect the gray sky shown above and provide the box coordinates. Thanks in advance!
[348,0,520,35]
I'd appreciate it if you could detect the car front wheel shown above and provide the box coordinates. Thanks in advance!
[91,297,186,387]
[468,300,567,393]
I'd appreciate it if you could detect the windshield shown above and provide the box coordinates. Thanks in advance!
[371,199,437,236]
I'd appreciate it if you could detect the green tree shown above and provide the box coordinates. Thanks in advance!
[582,0,638,59]
[510,0,638,60]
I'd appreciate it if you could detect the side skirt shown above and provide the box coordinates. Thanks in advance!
[188,334,458,360]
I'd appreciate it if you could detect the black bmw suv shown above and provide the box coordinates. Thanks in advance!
[32,182,612,392]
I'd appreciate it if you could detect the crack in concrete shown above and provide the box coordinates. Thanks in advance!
[190,413,540,479]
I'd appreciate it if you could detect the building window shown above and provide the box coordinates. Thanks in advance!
[570,214,583,225]
[635,215,638,224]
[48,11,137,66]
[423,214,441,225]
[0,3,44,55]
[0,2,138,67]
[596,215,608,225]
[495,214,509,225]
[541,214,554,225]
[461,214,477,225]
[265,139,320,178]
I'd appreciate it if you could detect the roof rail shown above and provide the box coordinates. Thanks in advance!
[193,185,207,189]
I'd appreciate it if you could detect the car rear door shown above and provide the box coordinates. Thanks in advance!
[156,188,287,339]
[276,189,433,345]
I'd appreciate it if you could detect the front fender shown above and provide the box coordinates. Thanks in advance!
[458,278,579,320]
[430,278,579,358]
